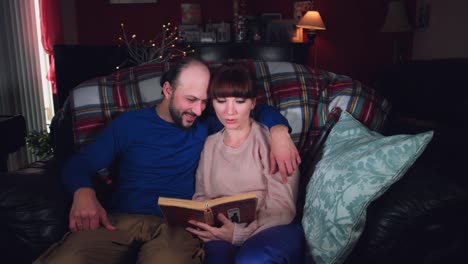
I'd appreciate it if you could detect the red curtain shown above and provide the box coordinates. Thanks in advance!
[39,0,64,94]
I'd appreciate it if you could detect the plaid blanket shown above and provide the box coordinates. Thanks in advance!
[70,63,167,147]
[70,60,391,156]
[245,61,390,156]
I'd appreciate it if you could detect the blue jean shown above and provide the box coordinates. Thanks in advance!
[204,220,304,264]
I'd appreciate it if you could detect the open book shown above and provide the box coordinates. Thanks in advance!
[158,192,258,227]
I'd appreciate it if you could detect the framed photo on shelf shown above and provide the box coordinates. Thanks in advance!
[263,19,303,43]
[261,13,282,41]
[110,0,158,4]
[206,22,231,43]
[181,3,202,25]
[179,25,201,42]
[181,31,200,43]
[294,1,313,20]
[200,32,216,43]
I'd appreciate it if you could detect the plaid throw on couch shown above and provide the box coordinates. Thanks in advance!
[70,60,390,156]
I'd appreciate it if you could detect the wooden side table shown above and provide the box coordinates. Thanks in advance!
[0,115,26,172]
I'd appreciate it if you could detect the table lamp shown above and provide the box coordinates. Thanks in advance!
[296,11,326,44]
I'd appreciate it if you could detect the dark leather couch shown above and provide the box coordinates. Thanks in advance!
[1,58,468,264]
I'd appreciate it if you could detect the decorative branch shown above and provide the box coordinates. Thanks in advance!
[116,22,196,69]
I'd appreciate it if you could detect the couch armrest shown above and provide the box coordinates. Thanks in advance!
[50,97,75,163]
[347,163,468,264]
[0,159,69,264]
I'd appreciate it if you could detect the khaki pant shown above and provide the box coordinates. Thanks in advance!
[34,214,204,264]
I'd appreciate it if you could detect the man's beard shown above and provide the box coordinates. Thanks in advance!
[169,96,196,129]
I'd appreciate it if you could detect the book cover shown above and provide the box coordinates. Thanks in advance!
[158,192,258,227]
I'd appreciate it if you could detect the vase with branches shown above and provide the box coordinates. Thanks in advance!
[117,22,196,69]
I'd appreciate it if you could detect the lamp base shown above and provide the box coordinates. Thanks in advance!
[306,31,317,44]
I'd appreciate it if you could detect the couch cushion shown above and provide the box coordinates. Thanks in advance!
[0,159,67,263]
[302,111,433,264]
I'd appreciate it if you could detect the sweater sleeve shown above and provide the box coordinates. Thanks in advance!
[231,170,300,245]
[231,127,300,245]
[62,114,126,194]
[252,104,291,132]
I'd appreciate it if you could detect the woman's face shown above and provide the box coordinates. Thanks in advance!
[212,97,255,130]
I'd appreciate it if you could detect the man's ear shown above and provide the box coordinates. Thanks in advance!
[162,81,173,98]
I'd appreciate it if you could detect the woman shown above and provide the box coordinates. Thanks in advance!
[186,63,303,264]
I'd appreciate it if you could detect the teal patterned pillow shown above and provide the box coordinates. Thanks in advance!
[302,111,433,264]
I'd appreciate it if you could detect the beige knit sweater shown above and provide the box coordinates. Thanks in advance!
[193,121,300,245]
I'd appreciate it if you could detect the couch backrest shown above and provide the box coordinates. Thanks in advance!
[70,63,166,147]
[68,60,391,157]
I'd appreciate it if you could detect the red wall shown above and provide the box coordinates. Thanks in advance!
[74,0,415,84]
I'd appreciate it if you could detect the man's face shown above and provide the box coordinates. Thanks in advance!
[167,63,210,129]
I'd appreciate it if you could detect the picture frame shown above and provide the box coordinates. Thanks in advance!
[261,13,282,41]
[181,31,200,43]
[265,19,299,43]
[181,3,202,25]
[179,25,201,42]
[416,1,431,30]
[294,1,313,21]
[200,32,216,43]
[206,22,231,43]
[109,0,158,4]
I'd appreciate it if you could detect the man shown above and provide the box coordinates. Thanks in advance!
[35,58,300,264]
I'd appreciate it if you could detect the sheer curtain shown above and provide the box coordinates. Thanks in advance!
[0,0,49,170]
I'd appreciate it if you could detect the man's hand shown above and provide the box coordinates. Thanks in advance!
[186,214,234,243]
[269,125,301,183]
[69,187,116,232]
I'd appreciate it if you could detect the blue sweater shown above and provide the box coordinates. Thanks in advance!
[63,105,288,217]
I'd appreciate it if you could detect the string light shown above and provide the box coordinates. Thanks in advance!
[116,21,196,69]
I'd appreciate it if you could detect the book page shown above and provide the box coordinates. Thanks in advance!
[158,197,207,210]
[208,192,257,207]
[158,192,258,227]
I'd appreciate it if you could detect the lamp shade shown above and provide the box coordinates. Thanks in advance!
[297,11,326,30]
[381,1,412,32]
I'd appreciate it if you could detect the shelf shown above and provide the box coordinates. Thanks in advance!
[187,42,310,64]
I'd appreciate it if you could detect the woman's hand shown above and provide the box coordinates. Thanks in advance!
[186,213,234,243]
